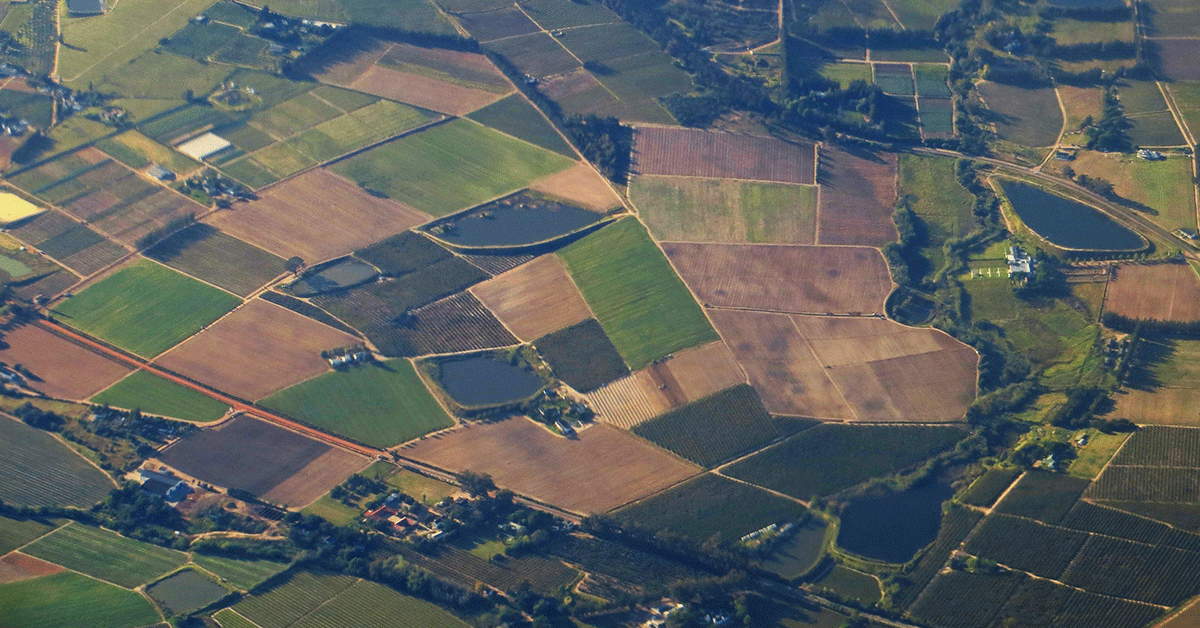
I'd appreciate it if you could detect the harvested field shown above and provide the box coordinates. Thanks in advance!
[816,146,898,247]
[470,254,592,341]
[1153,38,1200,82]
[655,340,746,403]
[205,168,429,263]
[401,418,700,514]
[630,176,818,244]
[156,299,360,401]
[0,322,131,400]
[146,224,286,297]
[662,243,891,314]
[584,370,672,429]
[159,414,365,502]
[0,416,115,509]
[385,292,519,357]
[0,553,63,584]
[528,162,622,211]
[632,126,816,184]
[349,65,504,116]
[1105,263,1200,322]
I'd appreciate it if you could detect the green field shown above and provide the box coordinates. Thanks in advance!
[234,571,358,628]
[1170,82,1200,139]
[1127,111,1186,146]
[50,260,241,358]
[897,153,976,272]
[466,94,575,157]
[91,370,229,423]
[559,219,718,370]
[161,19,241,59]
[191,553,290,591]
[146,224,286,296]
[23,523,188,589]
[0,417,115,509]
[0,571,161,628]
[819,62,872,88]
[632,385,778,467]
[914,64,951,98]
[887,0,958,29]
[331,119,575,217]
[1068,430,1129,479]
[145,568,229,616]
[629,176,819,244]
[0,514,58,554]
[214,609,261,628]
[522,0,621,29]
[300,493,363,526]
[964,277,1018,322]
[723,425,967,500]
[236,571,467,628]
[0,89,54,128]
[812,565,882,604]
[260,359,452,448]
[97,130,201,175]
[534,318,628,393]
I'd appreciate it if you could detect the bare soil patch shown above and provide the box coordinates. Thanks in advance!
[471,254,592,340]
[263,447,370,507]
[816,146,898,247]
[379,42,510,91]
[401,418,700,513]
[658,341,746,403]
[662,243,892,314]
[1106,263,1200,322]
[529,162,623,212]
[632,126,816,184]
[351,65,505,116]
[205,168,429,263]
[0,322,132,400]
[156,299,360,401]
[0,553,64,584]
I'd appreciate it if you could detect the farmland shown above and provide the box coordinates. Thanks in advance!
[466,94,575,157]
[976,81,1063,147]
[897,153,977,268]
[630,176,818,244]
[97,130,201,175]
[892,504,984,610]
[1060,501,1200,551]
[0,553,63,585]
[910,570,1027,628]
[1065,151,1197,232]
[0,516,58,555]
[146,224,286,297]
[662,243,891,314]
[633,127,816,184]
[1059,535,1200,606]
[874,63,915,96]
[0,322,131,400]
[260,358,452,448]
[0,417,116,508]
[392,542,579,594]
[964,514,1088,578]
[0,571,161,628]
[545,534,704,588]
[535,318,628,393]
[959,468,1021,507]
[816,147,898,247]
[1085,427,1200,504]
[470,254,593,341]
[1110,425,1200,466]
[632,384,779,467]
[191,553,289,591]
[6,211,124,277]
[50,260,241,358]
[559,219,718,370]
[401,418,700,513]
[991,578,1163,628]
[234,571,357,628]
[23,523,187,589]
[528,162,624,212]
[1105,263,1200,322]
[993,471,1091,525]
[722,424,967,500]
[156,298,359,401]
[382,292,519,357]
[91,370,229,422]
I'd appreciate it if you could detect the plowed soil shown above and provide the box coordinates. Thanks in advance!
[816,147,898,247]
[633,126,816,184]
[1106,263,1200,322]
[0,322,132,400]
[0,553,64,584]
[471,255,593,341]
[529,162,622,212]
[350,65,506,116]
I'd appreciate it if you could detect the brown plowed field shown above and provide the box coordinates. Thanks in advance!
[816,147,898,247]
[0,322,132,400]
[470,254,593,341]
[1106,263,1200,322]
[1152,39,1200,82]
[401,418,700,513]
[204,168,429,262]
[529,162,622,212]
[584,372,672,429]
[155,299,359,401]
[657,340,746,402]
[662,243,892,314]
[351,65,506,116]
[0,553,64,584]
[306,37,392,85]
[1112,388,1200,427]
[263,447,370,507]
[632,126,816,184]
[378,43,510,91]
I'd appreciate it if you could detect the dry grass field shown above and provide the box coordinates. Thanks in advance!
[0,323,131,400]
[0,553,64,584]
[662,243,892,314]
[1062,151,1197,232]
[155,299,360,401]
[816,147,898,247]
[528,163,622,211]
[1112,388,1200,427]
[204,168,429,262]
[1106,264,1200,322]
[1112,336,1200,426]
[401,418,700,513]
[470,255,593,341]
[632,126,816,184]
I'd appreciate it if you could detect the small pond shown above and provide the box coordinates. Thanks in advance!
[758,519,827,579]
[424,191,603,247]
[290,259,377,296]
[436,355,545,407]
[145,569,228,616]
[0,253,30,278]
[836,480,955,564]
[999,181,1143,251]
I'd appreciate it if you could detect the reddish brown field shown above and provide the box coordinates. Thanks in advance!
[204,168,429,262]
[307,37,391,85]
[470,255,593,341]
[1152,39,1200,82]
[0,322,132,400]
[529,163,623,212]
[401,418,701,513]
[379,42,510,92]
[156,299,360,401]
[816,147,898,247]
[0,553,64,584]
[351,66,505,116]
[662,243,892,314]
[264,447,370,507]
[1112,388,1200,427]
[1106,263,1200,322]
[632,126,816,184]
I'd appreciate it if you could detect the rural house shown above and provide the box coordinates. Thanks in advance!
[1006,246,1033,277]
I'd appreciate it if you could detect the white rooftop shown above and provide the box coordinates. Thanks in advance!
[176,132,231,161]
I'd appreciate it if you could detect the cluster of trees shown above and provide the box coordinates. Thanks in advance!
[1085,88,1135,152]
[13,401,64,430]
[1102,311,1200,337]
[559,115,632,183]
[882,196,931,289]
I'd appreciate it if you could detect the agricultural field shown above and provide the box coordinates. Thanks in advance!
[1116,336,1200,425]
[897,153,977,268]
[1053,151,1196,232]
[991,577,1164,628]
[1154,38,1200,82]
[0,553,63,585]
[559,219,718,370]
[993,471,1091,525]
[50,259,241,357]
[0,89,54,128]
[234,571,358,628]
[910,569,1028,628]
[964,514,1088,578]
[467,94,575,157]
[545,534,704,588]
[631,384,779,467]
[633,127,816,184]
[583,369,674,429]
[976,81,1063,147]
[331,119,575,217]
[93,50,231,101]
[663,243,891,314]
[0,571,161,628]
[470,254,592,341]
[534,318,628,393]
[811,565,881,604]
[1105,263,1200,322]
[146,224,286,297]
[380,292,519,357]
[722,424,967,500]
[23,523,187,589]
[91,370,230,422]
[959,468,1022,507]
[190,553,289,591]
[1059,501,1200,552]
[268,0,455,33]
[0,321,131,400]
[0,516,58,555]
[0,417,116,508]
[873,63,915,96]
[401,418,700,513]
[528,162,623,212]
[816,147,898,247]
[892,504,984,610]
[630,176,818,244]
[615,473,807,543]
[157,299,359,401]
[918,97,955,137]
[392,542,580,595]
[1059,535,1200,606]
[97,130,201,176]
[145,568,228,616]
[6,215,121,278]
[260,358,451,447]
[819,62,873,88]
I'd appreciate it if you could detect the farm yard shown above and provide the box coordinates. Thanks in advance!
[470,254,592,341]
[0,322,131,400]
[91,370,230,423]
[0,417,115,508]
[630,176,818,244]
[632,127,816,184]
[1105,263,1200,322]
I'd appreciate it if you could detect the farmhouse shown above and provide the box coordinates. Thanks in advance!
[1137,149,1165,161]
[176,132,232,161]
[147,164,175,181]
[135,468,192,502]
[1006,246,1033,277]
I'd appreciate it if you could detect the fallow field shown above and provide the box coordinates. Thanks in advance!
[632,126,817,184]
[815,147,898,247]
[1105,263,1200,322]
[527,162,624,211]
[0,322,131,400]
[91,370,230,423]
[630,176,818,244]
[0,553,63,585]
[0,417,116,509]
[470,254,593,341]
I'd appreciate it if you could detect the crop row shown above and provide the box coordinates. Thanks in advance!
[993,471,1090,525]
[958,468,1021,508]
[290,579,467,628]
[1110,426,1200,467]
[893,505,984,610]
[546,535,704,589]
[392,543,578,595]
[991,578,1163,628]
[910,569,1025,628]
[1086,466,1200,503]
[1060,501,1174,546]
[23,523,187,590]
[234,571,357,628]
[631,384,778,468]
[1060,535,1200,607]
[963,514,1087,579]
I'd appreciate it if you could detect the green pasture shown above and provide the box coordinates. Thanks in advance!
[91,370,229,422]
[23,523,188,589]
[897,153,976,271]
[311,84,378,112]
[1051,17,1135,46]
[258,0,454,32]
[0,417,115,509]
[630,176,818,243]
[0,514,59,554]
[301,493,363,526]
[819,62,872,88]
[1127,111,1185,146]
[1070,152,1196,231]
[559,219,718,370]
[51,259,241,357]
[1170,82,1200,137]
[0,571,161,628]
[251,91,345,139]
[260,358,452,448]
[331,118,574,217]
[467,94,575,157]
[1068,429,1130,479]
[191,553,290,591]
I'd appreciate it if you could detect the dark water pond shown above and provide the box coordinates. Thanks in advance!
[145,569,227,616]
[437,356,544,406]
[424,191,603,247]
[1000,181,1143,251]
[837,481,955,564]
[291,259,377,296]
[758,519,828,579]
